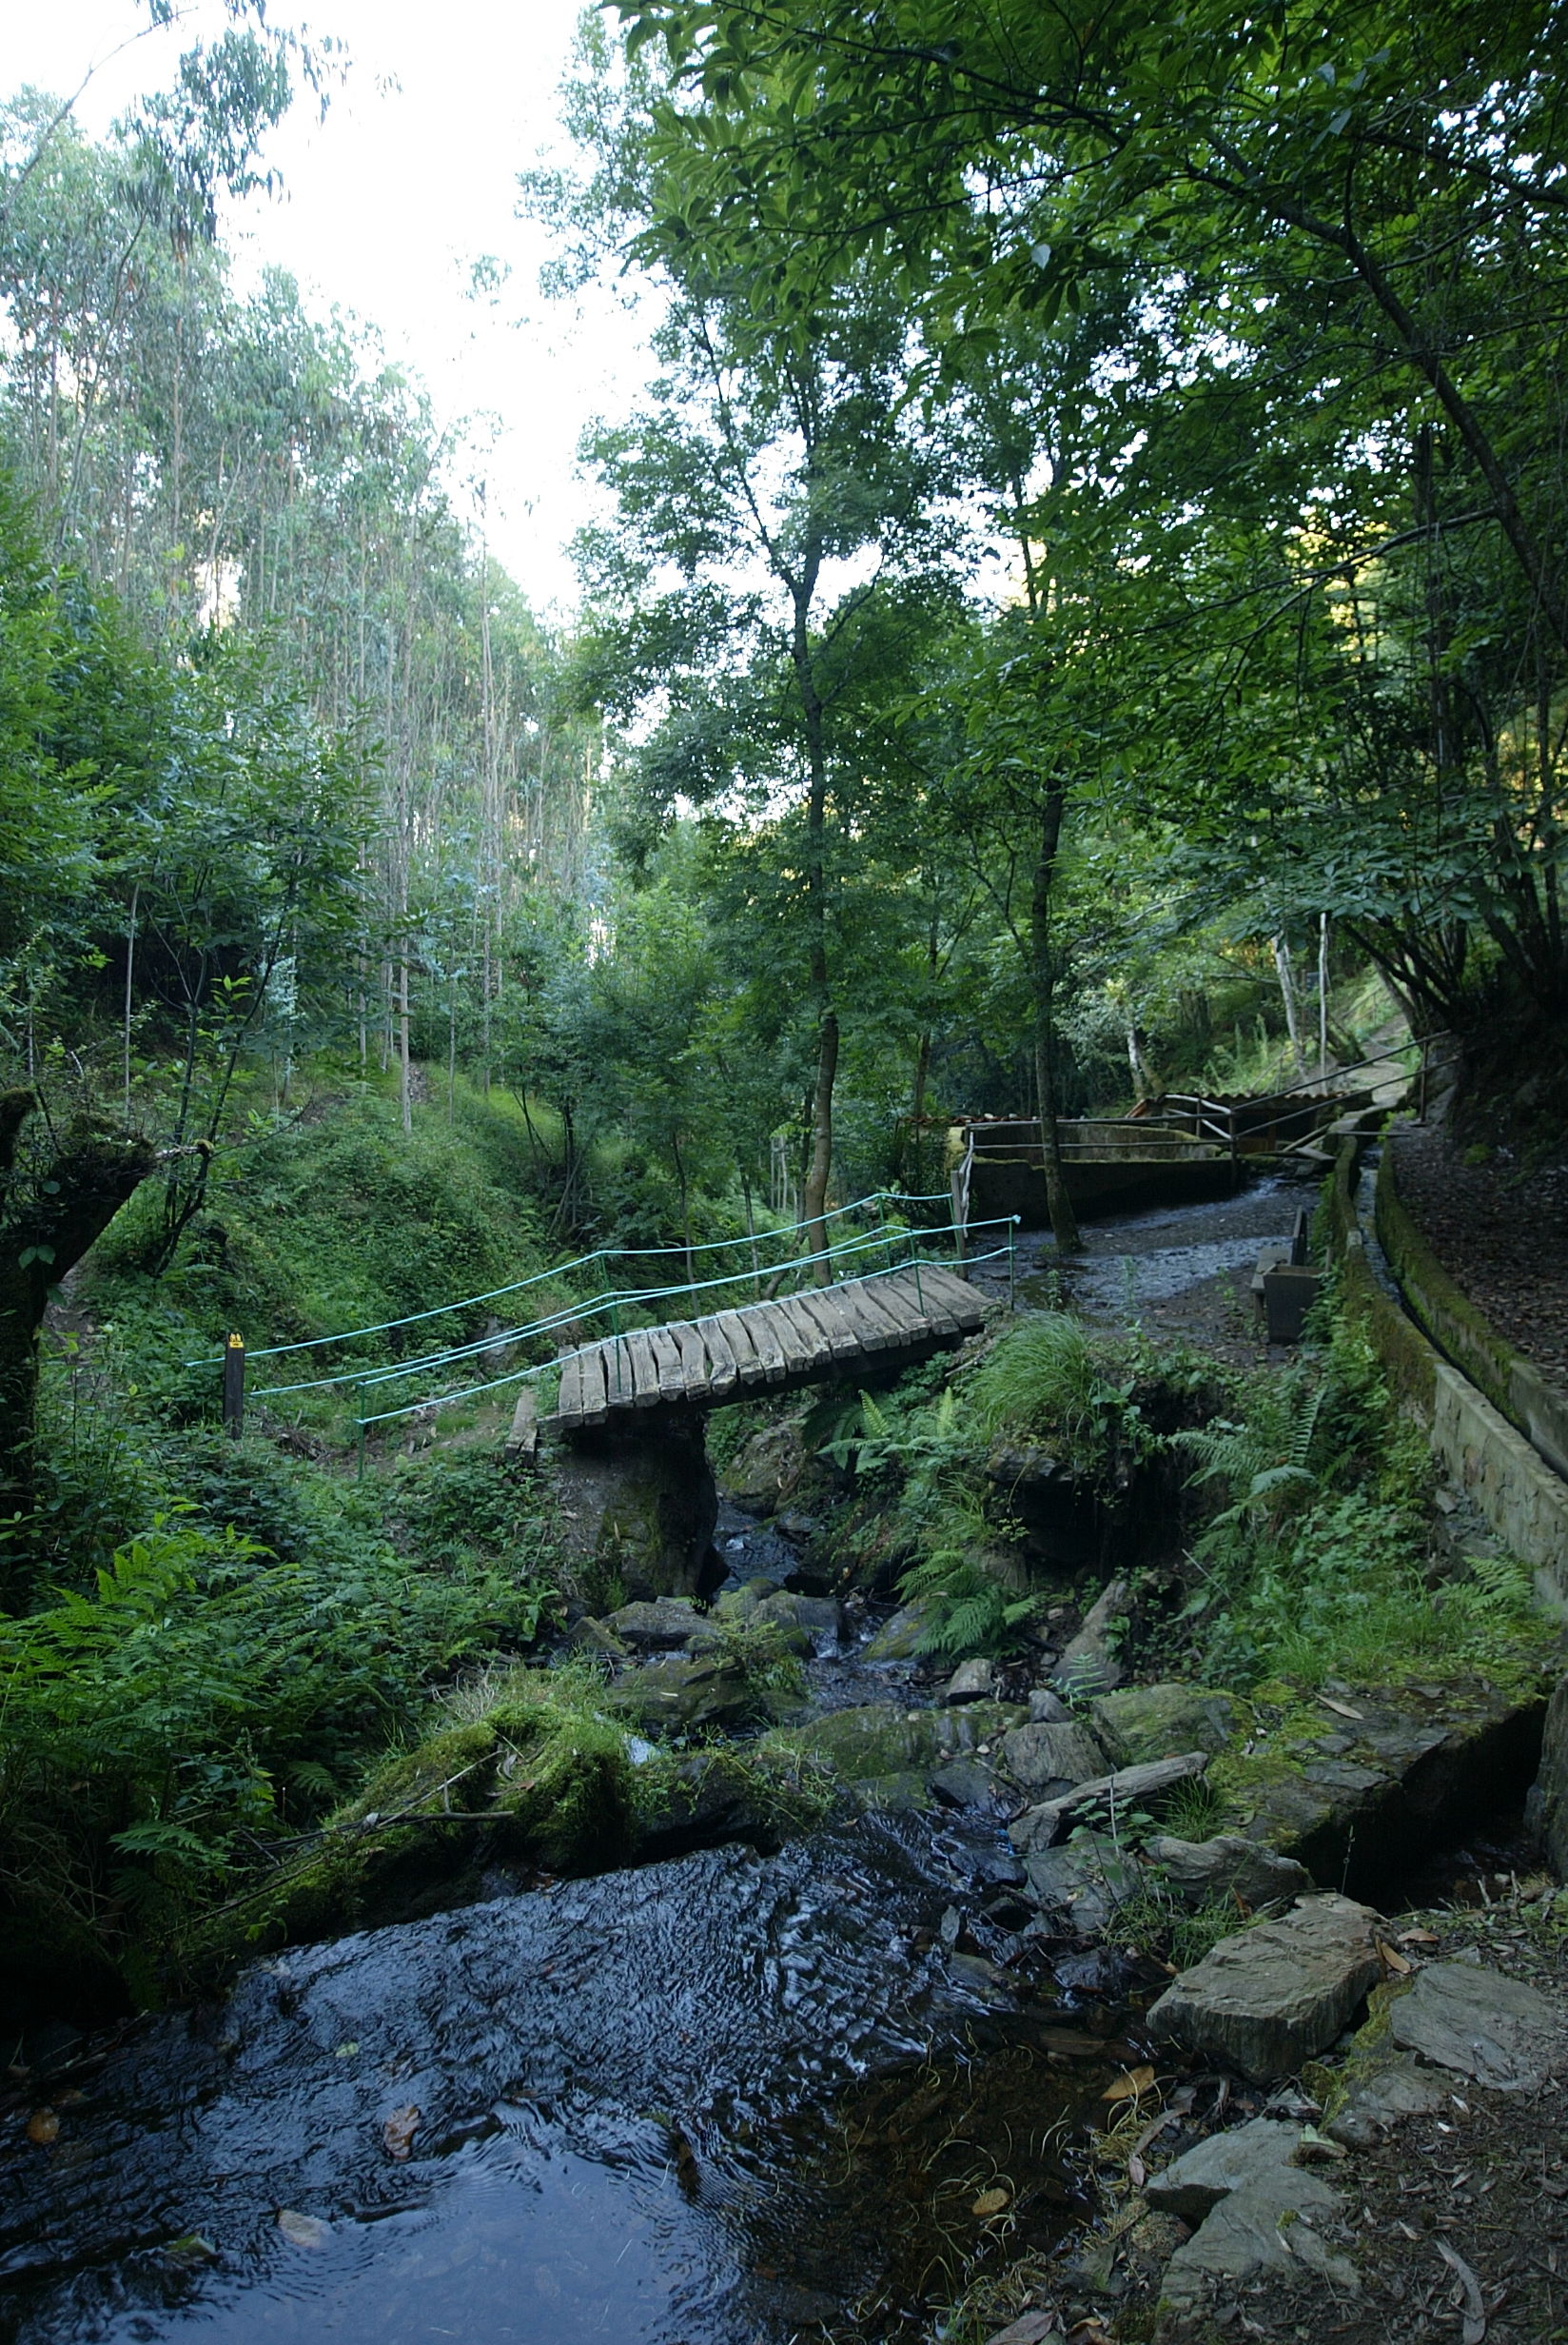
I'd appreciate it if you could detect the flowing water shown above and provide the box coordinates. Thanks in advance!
[0,1813,1128,2345]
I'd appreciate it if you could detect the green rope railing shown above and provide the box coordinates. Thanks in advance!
[352,1226,1020,1430]
[182,1186,958,1369]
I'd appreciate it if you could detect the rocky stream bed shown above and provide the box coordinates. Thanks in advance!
[6,1180,1568,2344]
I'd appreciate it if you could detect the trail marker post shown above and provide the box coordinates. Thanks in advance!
[223,1333,245,1439]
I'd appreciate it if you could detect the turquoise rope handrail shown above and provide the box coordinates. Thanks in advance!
[183,1185,959,1368]
[353,1232,1017,1429]
[250,1211,985,1404]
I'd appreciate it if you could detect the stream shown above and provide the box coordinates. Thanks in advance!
[1,1179,1306,2345]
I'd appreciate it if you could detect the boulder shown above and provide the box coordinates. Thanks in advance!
[563,1616,629,1661]
[1049,1576,1127,1696]
[1160,2166,1350,2313]
[1146,1832,1313,1910]
[1146,2117,1303,2223]
[1009,1752,1210,1854]
[608,1655,757,1735]
[1386,1959,1563,2088]
[721,1411,809,1511]
[939,1657,997,1706]
[1147,1893,1383,2082]
[753,1589,844,1650]
[998,1720,1110,1795]
[765,1700,1025,1785]
[714,1576,777,1621]
[1022,1831,1144,1936]
[862,1603,934,1661]
[1088,1684,1241,1769]
[1028,1687,1072,1724]
[930,1759,1003,1809]
[1222,1677,1547,1896]
[607,1596,707,1651]
[1324,2052,1451,2148]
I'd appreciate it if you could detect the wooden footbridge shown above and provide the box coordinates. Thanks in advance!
[212,1192,1009,1453]
[548,1261,985,1432]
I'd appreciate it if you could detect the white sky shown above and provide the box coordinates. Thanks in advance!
[3,0,657,618]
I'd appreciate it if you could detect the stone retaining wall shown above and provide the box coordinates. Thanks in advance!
[1326,1142,1568,1607]
[1376,1132,1568,1479]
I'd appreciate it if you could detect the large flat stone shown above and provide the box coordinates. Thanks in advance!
[1009,1752,1210,1853]
[1147,1893,1382,2082]
[1022,1832,1144,1935]
[607,1596,706,1650]
[1324,2051,1451,2148]
[1088,1684,1241,1768]
[766,1700,1025,1783]
[1161,2166,1347,2310]
[1146,2117,1303,2222]
[999,1720,1109,1793]
[1146,1832,1312,1910]
[1387,1959,1563,2089]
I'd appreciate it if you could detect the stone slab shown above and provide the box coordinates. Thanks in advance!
[1161,2166,1346,2310]
[1146,2116,1303,2222]
[1147,1893,1382,2082]
[1147,1832,1313,1910]
[1088,1684,1241,1768]
[999,1720,1109,1793]
[1387,1959,1563,2089]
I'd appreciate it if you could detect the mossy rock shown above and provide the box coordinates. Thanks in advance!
[607,1654,759,1733]
[1088,1684,1245,1769]
[862,1602,936,1660]
[192,1688,639,1971]
[761,1698,1025,1783]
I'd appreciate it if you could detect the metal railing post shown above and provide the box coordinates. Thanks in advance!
[356,1389,366,1481]
[1009,1216,1018,1311]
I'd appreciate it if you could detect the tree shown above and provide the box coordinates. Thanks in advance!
[609,0,1568,1035]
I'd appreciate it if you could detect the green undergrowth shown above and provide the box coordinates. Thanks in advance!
[818,1319,1217,1658]
[1166,1288,1557,1696]
[189,1655,836,1978]
[0,1446,562,2016]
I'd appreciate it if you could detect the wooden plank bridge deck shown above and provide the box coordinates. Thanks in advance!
[547,1263,986,1432]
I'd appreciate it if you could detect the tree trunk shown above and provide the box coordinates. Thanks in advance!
[0,1094,158,1578]
[793,579,838,1284]
[1273,935,1305,1075]
[399,956,412,1136]
[1031,789,1080,1253]
[803,1013,839,1282]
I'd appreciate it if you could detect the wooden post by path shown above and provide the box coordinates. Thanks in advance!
[223,1332,245,1439]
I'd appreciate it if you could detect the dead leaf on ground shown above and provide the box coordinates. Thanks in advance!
[982,2312,1060,2345]
[1400,1926,1441,1946]
[1127,2152,1147,2189]
[382,2105,421,2160]
[971,2184,1010,2217]
[1103,2065,1156,2103]
[1377,1939,1414,1975]
[276,2209,331,2249]
[1437,2236,1487,2344]
[25,2109,59,2145]
[1317,1696,1364,1721]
